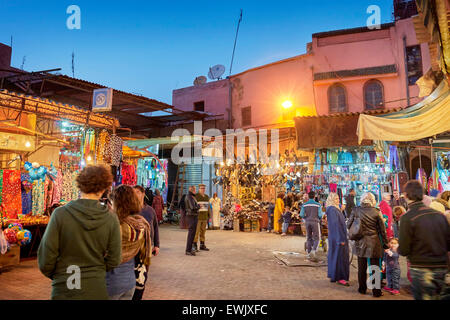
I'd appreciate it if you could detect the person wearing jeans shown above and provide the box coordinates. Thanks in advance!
[281,207,292,236]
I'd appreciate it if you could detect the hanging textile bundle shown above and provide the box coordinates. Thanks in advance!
[416,168,428,189]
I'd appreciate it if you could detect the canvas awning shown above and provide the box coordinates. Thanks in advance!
[357,80,450,143]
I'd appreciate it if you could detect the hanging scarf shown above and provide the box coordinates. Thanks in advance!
[120,214,151,268]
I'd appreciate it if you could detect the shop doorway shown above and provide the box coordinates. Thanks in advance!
[410,155,432,179]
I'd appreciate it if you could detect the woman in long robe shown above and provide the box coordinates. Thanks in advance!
[152,189,164,223]
[325,192,350,286]
[274,193,285,234]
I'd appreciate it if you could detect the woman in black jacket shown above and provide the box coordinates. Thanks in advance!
[347,192,388,297]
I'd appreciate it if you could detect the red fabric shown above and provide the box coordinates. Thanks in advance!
[2,170,22,219]
[152,195,164,222]
[379,200,394,239]
[121,163,137,186]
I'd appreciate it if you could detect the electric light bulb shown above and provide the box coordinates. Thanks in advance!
[25,141,31,148]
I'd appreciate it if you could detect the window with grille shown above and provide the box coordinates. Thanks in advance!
[328,83,347,113]
[364,79,384,110]
[193,101,205,112]
[241,106,251,127]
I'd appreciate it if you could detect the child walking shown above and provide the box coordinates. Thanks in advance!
[383,238,401,295]
[281,207,292,236]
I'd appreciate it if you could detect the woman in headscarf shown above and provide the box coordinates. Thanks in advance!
[274,193,285,234]
[325,193,350,286]
[347,192,388,297]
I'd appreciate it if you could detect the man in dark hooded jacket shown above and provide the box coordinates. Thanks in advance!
[38,165,121,300]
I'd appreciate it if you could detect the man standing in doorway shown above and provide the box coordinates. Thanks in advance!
[194,184,211,252]
[300,191,323,262]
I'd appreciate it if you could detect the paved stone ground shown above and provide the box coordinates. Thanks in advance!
[0,225,412,300]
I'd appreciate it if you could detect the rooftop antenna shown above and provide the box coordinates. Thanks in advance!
[229,9,243,75]
[72,51,75,78]
[20,56,26,70]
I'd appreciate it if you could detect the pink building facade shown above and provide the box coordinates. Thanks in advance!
[172,18,430,130]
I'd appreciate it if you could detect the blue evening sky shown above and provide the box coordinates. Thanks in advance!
[0,0,393,105]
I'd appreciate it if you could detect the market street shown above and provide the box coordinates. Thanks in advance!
[0,225,412,300]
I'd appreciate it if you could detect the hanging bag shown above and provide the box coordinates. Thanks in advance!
[348,207,364,241]
[0,229,8,255]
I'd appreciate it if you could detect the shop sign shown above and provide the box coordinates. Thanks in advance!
[0,133,35,152]
[92,88,113,112]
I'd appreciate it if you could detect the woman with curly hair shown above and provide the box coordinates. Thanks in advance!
[38,165,121,300]
[106,185,152,300]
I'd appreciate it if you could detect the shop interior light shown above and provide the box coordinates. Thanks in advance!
[282,100,293,109]
[62,121,70,127]
[87,155,92,161]
[25,141,31,148]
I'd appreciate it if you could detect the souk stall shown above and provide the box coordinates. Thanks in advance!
[0,90,120,267]
[357,80,450,195]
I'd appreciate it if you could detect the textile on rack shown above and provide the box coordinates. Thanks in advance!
[0,169,3,205]
[389,145,400,171]
[96,130,110,163]
[106,134,123,167]
[21,173,32,215]
[2,170,22,219]
[416,168,428,190]
[52,169,63,205]
[121,162,137,186]
[32,178,45,216]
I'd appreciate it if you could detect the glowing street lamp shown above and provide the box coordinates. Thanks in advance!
[282,100,293,109]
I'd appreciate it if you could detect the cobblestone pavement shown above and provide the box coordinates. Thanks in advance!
[0,225,412,300]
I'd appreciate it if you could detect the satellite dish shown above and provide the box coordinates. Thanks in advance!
[193,76,207,86]
[208,64,225,80]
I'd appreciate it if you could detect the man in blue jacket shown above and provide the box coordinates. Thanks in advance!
[300,191,324,261]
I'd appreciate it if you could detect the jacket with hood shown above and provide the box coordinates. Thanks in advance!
[38,199,122,300]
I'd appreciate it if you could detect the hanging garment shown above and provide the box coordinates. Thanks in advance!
[368,151,377,163]
[389,145,400,171]
[96,130,110,163]
[52,169,63,205]
[62,169,74,202]
[32,178,45,216]
[121,163,137,185]
[0,169,3,206]
[416,168,427,189]
[2,170,22,219]
[106,134,123,167]
[21,173,32,215]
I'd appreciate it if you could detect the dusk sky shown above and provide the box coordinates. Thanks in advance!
[0,0,393,105]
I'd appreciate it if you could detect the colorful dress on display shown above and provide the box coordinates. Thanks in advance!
[62,169,73,202]
[0,169,3,205]
[121,163,137,185]
[32,178,46,216]
[2,170,22,219]
[106,135,123,167]
[52,169,63,205]
[21,173,32,215]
